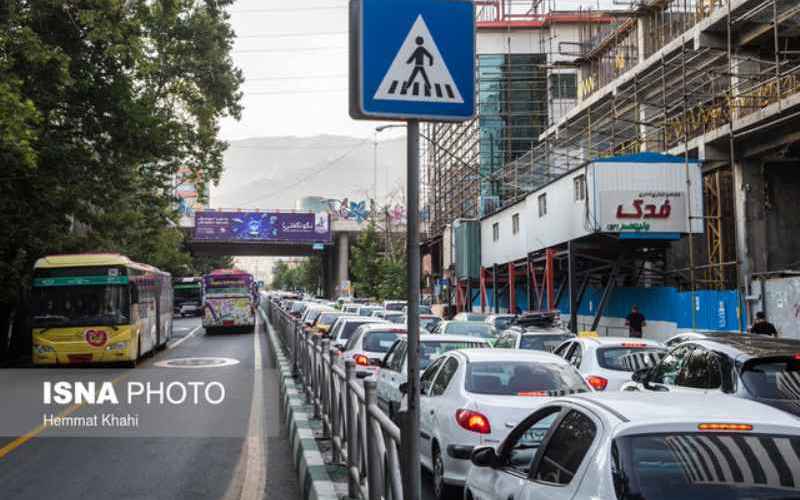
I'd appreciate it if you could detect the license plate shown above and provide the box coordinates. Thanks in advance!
[68,354,93,363]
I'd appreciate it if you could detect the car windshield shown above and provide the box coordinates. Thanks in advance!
[385,302,405,311]
[466,361,588,395]
[463,313,486,321]
[363,331,405,353]
[317,313,341,327]
[520,334,574,352]
[597,346,666,372]
[304,309,320,322]
[741,357,800,400]
[614,432,800,499]
[445,322,494,338]
[385,313,404,323]
[340,321,373,341]
[32,285,130,328]
[420,340,484,369]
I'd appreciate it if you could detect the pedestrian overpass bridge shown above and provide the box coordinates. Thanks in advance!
[185,209,402,297]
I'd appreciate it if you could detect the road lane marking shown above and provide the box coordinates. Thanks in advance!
[168,325,202,350]
[240,316,266,500]
[0,372,129,459]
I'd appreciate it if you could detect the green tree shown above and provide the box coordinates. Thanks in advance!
[0,1,242,360]
[350,221,383,299]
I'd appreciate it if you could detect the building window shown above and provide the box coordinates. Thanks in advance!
[574,175,586,201]
[538,194,547,217]
[550,73,578,99]
[512,213,520,235]
[492,222,500,242]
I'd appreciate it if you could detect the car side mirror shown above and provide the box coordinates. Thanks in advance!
[470,446,498,468]
[399,382,408,394]
[631,367,651,383]
[336,344,346,352]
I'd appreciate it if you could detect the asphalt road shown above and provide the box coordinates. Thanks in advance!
[0,316,299,500]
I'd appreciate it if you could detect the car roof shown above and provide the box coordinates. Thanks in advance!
[356,323,406,334]
[520,330,574,337]
[339,316,385,325]
[576,336,663,347]
[397,334,491,343]
[564,392,800,427]
[453,348,569,364]
[681,336,800,360]
[443,320,491,326]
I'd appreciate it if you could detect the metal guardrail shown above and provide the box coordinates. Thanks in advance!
[266,300,404,500]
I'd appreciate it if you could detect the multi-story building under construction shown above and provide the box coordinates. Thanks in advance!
[422,0,800,338]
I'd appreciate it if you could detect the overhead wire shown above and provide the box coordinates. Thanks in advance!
[236,139,372,206]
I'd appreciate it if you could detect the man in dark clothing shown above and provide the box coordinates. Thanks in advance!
[625,305,646,338]
[750,311,778,336]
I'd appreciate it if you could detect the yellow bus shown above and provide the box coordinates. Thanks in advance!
[31,253,173,367]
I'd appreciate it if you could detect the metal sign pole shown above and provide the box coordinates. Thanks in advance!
[404,118,422,500]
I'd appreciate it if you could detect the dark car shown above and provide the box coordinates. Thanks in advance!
[625,335,800,417]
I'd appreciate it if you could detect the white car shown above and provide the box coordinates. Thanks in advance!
[383,300,407,312]
[376,334,491,420]
[465,391,800,500]
[417,349,590,499]
[553,336,665,391]
[494,330,575,353]
[338,324,407,379]
[328,316,387,348]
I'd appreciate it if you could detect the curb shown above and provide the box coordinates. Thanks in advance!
[259,308,341,500]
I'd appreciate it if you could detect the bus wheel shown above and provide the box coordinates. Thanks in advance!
[125,339,140,369]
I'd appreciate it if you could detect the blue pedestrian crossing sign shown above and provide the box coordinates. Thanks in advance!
[350,0,475,122]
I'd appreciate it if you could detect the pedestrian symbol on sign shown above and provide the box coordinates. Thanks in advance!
[374,15,464,104]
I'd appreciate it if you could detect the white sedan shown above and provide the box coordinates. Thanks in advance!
[417,349,590,499]
[465,391,800,500]
[553,336,665,391]
[376,334,491,420]
[338,324,406,379]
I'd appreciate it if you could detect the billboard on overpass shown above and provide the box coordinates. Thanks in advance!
[194,211,331,243]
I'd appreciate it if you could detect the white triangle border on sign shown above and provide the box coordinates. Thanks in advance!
[373,15,464,104]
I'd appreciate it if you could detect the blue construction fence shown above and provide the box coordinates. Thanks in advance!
[473,285,746,331]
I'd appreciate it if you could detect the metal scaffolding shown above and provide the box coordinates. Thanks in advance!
[423,0,800,291]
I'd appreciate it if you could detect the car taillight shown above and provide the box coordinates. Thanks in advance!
[794,354,800,360]
[354,354,369,366]
[456,409,491,434]
[586,375,608,391]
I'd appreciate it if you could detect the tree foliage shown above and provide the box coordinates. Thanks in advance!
[271,257,323,295]
[0,1,243,355]
[350,220,407,301]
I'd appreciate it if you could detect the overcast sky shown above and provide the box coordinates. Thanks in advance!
[218,0,611,142]
[219,0,403,141]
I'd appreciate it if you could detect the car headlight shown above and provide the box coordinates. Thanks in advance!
[106,342,129,351]
[34,345,55,354]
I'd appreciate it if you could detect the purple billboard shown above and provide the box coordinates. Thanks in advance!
[194,211,331,243]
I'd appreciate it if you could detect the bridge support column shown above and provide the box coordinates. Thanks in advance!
[335,232,350,297]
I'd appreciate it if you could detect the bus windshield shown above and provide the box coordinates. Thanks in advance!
[174,282,202,304]
[32,285,129,328]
